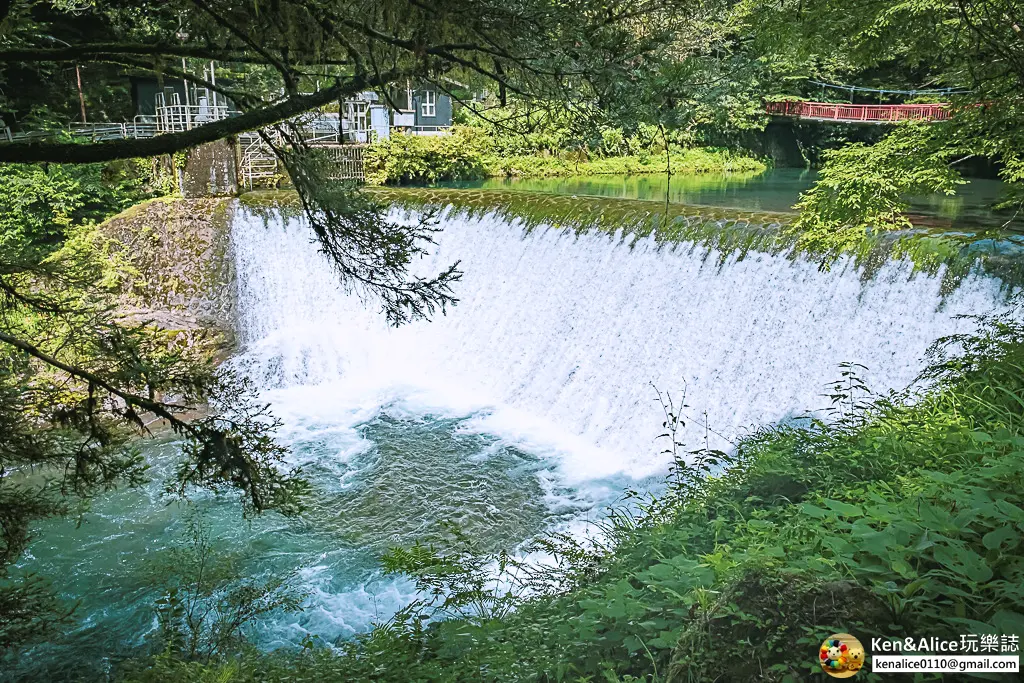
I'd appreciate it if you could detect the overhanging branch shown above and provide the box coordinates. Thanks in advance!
[0,330,192,434]
[0,43,354,66]
[0,43,248,63]
[0,72,397,163]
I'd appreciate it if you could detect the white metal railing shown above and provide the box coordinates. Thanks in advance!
[4,128,53,142]
[155,103,231,133]
[4,122,158,142]
[68,121,158,140]
[2,111,418,145]
[319,145,365,181]
[3,112,368,187]
[238,132,279,188]
[236,128,368,187]
[301,118,342,144]
[292,115,374,144]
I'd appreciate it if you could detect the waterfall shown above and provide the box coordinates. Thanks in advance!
[12,198,1015,678]
[229,203,1009,485]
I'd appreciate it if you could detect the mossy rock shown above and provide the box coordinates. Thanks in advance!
[96,196,237,341]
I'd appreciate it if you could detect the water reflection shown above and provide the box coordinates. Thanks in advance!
[440,168,1021,230]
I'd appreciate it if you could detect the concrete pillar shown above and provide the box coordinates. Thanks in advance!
[180,139,239,197]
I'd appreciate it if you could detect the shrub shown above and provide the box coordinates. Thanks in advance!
[364,126,766,185]
[363,128,489,184]
[0,160,158,256]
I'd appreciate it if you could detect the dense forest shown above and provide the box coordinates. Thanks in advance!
[2,1,1024,681]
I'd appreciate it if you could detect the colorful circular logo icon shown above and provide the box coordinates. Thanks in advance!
[819,633,865,677]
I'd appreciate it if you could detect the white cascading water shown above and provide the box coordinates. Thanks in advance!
[230,204,1009,487]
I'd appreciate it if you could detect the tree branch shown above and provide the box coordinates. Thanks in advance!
[0,330,192,435]
[188,0,298,92]
[0,43,251,63]
[0,72,397,163]
[0,43,355,66]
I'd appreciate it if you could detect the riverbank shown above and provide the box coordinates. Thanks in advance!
[363,127,767,185]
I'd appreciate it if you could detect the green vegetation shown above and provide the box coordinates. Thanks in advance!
[790,126,965,255]
[751,0,1024,249]
[0,162,307,652]
[113,313,1024,682]
[0,161,164,257]
[150,508,306,662]
[364,126,766,185]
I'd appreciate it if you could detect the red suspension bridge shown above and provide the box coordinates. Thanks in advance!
[766,100,952,124]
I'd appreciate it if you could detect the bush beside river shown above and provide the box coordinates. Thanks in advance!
[363,126,767,185]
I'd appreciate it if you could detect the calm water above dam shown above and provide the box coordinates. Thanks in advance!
[442,168,1021,230]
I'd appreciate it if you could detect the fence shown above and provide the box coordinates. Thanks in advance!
[237,133,366,187]
[318,145,365,181]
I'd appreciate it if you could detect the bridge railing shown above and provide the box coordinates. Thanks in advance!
[68,121,159,140]
[766,101,952,123]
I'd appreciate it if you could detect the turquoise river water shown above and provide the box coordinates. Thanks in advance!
[442,168,1022,230]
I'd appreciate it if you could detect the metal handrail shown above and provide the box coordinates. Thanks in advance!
[155,104,232,133]
[765,100,952,123]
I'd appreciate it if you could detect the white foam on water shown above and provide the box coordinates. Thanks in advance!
[230,204,1009,483]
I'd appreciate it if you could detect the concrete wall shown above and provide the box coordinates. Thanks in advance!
[98,197,237,342]
[181,140,239,197]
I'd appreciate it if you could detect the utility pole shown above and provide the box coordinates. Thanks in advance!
[209,61,217,111]
[182,58,192,129]
[75,64,87,123]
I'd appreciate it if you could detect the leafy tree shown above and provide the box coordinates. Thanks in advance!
[0,0,694,163]
[0,0,701,656]
[0,161,154,255]
[0,208,309,649]
[744,0,1024,243]
[789,123,965,254]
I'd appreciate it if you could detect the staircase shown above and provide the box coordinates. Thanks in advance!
[237,132,366,188]
[238,133,280,188]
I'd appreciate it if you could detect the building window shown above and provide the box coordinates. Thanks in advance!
[344,100,368,131]
[421,90,436,118]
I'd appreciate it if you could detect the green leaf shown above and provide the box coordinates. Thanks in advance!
[822,499,863,517]
[800,503,829,518]
[991,610,1024,637]
[982,525,1017,551]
